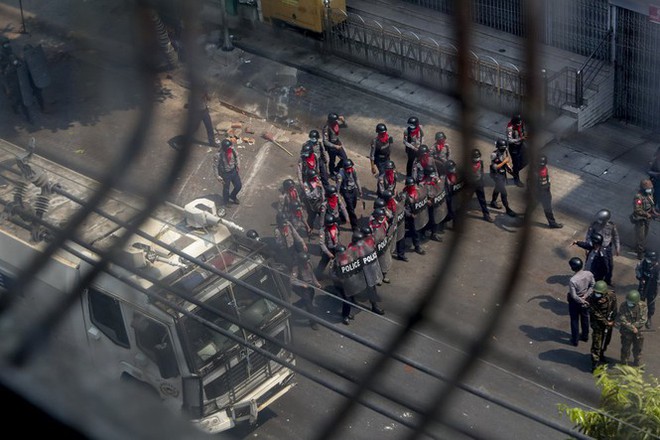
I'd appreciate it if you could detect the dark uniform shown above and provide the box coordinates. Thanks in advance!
[297,144,322,189]
[388,192,407,262]
[648,146,660,210]
[376,160,397,198]
[585,210,620,285]
[192,90,217,147]
[432,132,450,171]
[489,139,517,217]
[505,114,528,187]
[631,179,657,259]
[322,112,348,177]
[412,145,436,183]
[616,290,647,366]
[587,281,617,371]
[302,170,325,234]
[215,139,242,205]
[331,245,360,325]
[290,253,322,330]
[370,123,393,176]
[536,156,563,228]
[319,185,349,225]
[337,160,362,230]
[403,116,424,177]
[274,213,307,271]
[370,208,392,284]
[303,130,329,187]
[467,149,493,222]
[316,214,342,278]
[635,251,658,328]
[441,160,463,230]
[400,177,428,256]
[572,233,610,283]
[420,167,446,241]
[348,231,385,315]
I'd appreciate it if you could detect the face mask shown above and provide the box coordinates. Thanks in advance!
[645,188,653,195]
[627,301,635,308]
[408,124,416,130]
[593,293,602,299]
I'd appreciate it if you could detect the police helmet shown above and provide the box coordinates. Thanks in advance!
[326,185,337,196]
[300,143,313,157]
[376,123,387,133]
[373,198,386,209]
[335,244,347,254]
[324,213,337,225]
[384,160,396,170]
[305,169,318,180]
[539,155,548,167]
[446,160,457,173]
[495,138,508,150]
[569,257,583,272]
[246,229,260,240]
[343,159,354,169]
[405,176,416,186]
[511,114,522,125]
[373,208,386,219]
[645,250,658,262]
[407,116,419,127]
[360,226,373,236]
[593,280,608,294]
[435,132,446,141]
[382,190,393,200]
[596,209,611,223]
[283,178,295,190]
[423,165,436,176]
[308,129,320,140]
[220,139,233,149]
[471,149,481,161]
[626,290,640,304]
[327,112,339,122]
[351,230,364,243]
[418,144,430,155]
[590,232,604,245]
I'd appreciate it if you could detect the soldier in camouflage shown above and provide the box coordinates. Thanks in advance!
[587,281,617,372]
[616,290,647,366]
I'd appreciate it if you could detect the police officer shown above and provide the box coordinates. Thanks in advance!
[370,123,394,176]
[274,211,307,271]
[348,230,385,315]
[631,179,658,259]
[420,165,445,242]
[432,131,450,170]
[322,112,348,177]
[320,184,349,226]
[616,290,648,366]
[215,138,242,206]
[297,143,322,189]
[506,113,528,187]
[370,207,392,284]
[303,129,329,186]
[288,200,311,238]
[440,159,463,230]
[571,232,610,283]
[331,244,358,325]
[377,160,397,198]
[403,116,424,177]
[567,257,594,346]
[290,252,322,330]
[337,159,363,230]
[466,149,493,223]
[401,176,428,256]
[302,169,325,235]
[412,145,436,183]
[536,155,563,229]
[585,209,619,285]
[316,213,342,279]
[387,189,407,262]
[587,280,617,372]
[490,138,517,217]
[279,178,303,217]
[635,250,658,329]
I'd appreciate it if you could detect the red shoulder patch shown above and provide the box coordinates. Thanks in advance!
[635,198,643,205]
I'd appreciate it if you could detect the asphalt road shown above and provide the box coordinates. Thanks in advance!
[1,3,657,440]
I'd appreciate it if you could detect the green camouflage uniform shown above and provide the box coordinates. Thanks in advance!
[616,301,648,366]
[588,290,617,369]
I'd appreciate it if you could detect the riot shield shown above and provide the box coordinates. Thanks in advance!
[23,44,51,89]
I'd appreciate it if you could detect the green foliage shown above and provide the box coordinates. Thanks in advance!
[558,365,660,439]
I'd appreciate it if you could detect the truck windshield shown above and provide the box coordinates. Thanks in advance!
[179,265,282,372]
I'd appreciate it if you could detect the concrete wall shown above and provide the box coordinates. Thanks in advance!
[576,67,615,131]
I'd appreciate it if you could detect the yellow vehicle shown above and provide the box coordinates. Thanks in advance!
[261,0,347,34]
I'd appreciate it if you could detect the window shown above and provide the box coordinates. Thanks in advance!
[88,288,130,348]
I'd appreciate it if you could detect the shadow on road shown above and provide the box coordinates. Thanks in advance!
[527,294,568,316]
[538,348,592,373]
[519,324,571,344]
[546,274,571,286]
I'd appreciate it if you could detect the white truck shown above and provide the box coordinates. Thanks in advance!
[0,138,295,434]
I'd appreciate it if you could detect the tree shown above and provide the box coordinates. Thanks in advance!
[559,365,660,439]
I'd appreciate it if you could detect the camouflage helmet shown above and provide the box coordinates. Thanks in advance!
[641,179,653,190]
[626,290,640,304]
[593,280,608,294]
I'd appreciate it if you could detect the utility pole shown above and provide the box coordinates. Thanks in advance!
[220,0,234,51]
[18,0,27,34]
